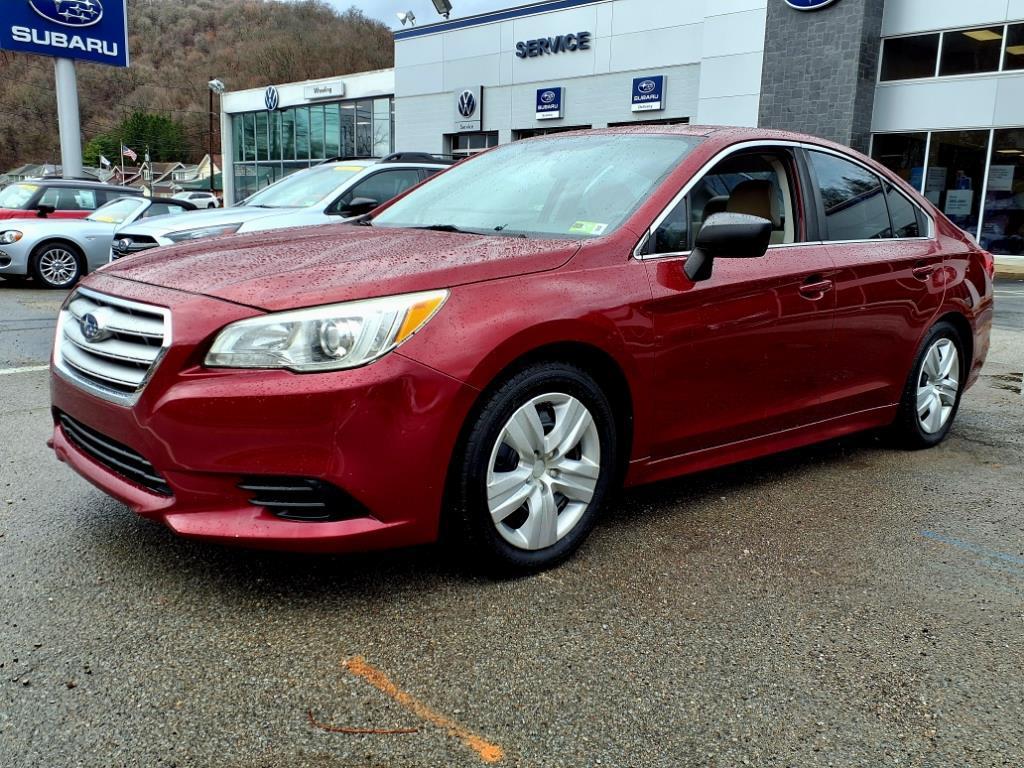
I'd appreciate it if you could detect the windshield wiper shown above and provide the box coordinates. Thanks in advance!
[409,224,475,234]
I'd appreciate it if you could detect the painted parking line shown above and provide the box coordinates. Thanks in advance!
[342,656,505,764]
[920,530,1024,569]
[0,365,49,376]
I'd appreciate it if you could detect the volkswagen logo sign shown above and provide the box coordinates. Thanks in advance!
[80,312,108,343]
[457,90,477,119]
[540,90,557,104]
[638,79,657,94]
[264,86,280,112]
[30,0,104,27]
[784,0,840,10]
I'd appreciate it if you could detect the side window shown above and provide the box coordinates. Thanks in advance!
[330,170,422,213]
[885,182,925,238]
[143,203,172,218]
[650,150,800,255]
[40,187,100,211]
[809,151,891,241]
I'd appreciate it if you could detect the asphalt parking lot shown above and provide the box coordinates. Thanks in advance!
[1,276,1023,767]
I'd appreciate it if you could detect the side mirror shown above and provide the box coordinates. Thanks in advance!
[35,204,56,218]
[684,212,772,282]
[337,197,379,218]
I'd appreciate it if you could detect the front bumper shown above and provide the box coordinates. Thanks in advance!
[0,239,32,275]
[50,274,479,553]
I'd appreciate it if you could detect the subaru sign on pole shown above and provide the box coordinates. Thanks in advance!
[535,87,563,120]
[2,0,130,67]
[631,75,665,112]
[784,0,840,9]
[1,0,130,180]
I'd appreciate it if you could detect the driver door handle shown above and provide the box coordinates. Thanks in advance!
[799,277,834,298]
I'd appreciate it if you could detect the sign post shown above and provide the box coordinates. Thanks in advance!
[54,57,83,177]
[1,0,130,179]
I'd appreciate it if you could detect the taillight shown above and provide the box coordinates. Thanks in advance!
[981,250,995,278]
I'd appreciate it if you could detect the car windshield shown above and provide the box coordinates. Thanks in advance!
[87,198,143,224]
[241,164,364,208]
[372,134,702,238]
[0,183,40,210]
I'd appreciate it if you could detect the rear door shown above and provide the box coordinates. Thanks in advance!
[642,144,838,459]
[805,149,946,416]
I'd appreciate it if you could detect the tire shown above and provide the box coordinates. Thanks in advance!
[207,203,216,209]
[891,321,965,449]
[31,242,83,289]
[450,362,618,575]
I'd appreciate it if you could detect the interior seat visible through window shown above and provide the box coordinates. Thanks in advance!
[649,148,801,255]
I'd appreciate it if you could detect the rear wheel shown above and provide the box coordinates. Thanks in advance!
[31,242,82,289]
[891,321,965,449]
[451,362,618,574]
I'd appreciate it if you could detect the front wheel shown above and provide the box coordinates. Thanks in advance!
[31,242,83,289]
[891,321,965,449]
[451,362,618,574]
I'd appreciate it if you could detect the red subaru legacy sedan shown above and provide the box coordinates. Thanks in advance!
[49,127,994,572]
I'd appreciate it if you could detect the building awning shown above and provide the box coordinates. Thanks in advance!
[178,173,223,190]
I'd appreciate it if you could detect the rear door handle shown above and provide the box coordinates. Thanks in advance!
[912,263,937,280]
[799,278,834,298]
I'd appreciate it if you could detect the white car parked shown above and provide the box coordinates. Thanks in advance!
[173,191,220,209]
[112,156,452,259]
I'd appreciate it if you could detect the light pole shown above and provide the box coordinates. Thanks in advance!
[208,78,226,198]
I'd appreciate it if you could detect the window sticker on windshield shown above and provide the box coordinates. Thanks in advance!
[569,221,608,236]
[335,166,363,172]
[91,216,117,223]
[22,184,39,191]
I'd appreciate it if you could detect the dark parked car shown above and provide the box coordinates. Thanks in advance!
[49,126,994,573]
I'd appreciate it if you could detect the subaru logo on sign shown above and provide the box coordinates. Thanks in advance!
[540,90,556,104]
[457,89,477,118]
[80,312,108,343]
[29,0,104,27]
[638,79,657,94]
[784,0,840,10]
[264,86,280,112]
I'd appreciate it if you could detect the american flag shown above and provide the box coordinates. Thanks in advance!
[121,144,138,162]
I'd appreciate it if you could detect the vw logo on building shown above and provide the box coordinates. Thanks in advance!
[784,0,840,10]
[540,90,557,104]
[457,90,477,118]
[79,312,109,343]
[265,86,280,112]
[29,0,104,27]
[637,79,658,94]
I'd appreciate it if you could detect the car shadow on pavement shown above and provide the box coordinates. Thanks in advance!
[75,429,890,599]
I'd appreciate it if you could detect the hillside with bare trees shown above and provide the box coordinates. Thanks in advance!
[0,0,394,170]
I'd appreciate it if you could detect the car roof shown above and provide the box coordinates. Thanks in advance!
[24,178,141,193]
[536,124,867,156]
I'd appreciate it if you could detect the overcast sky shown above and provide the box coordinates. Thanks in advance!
[329,0,512,30]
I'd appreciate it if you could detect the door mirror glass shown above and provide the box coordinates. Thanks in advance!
[684,212,772,281]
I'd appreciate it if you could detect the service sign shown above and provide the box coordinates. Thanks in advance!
[535,87,563,120]
[1,0,129,67]
[631,75,665,112]
[454,85,482,132]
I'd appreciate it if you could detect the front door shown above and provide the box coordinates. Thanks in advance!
[642,146,838,460]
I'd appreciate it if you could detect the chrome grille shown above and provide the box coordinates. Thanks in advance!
[54,287,171,406]
[111,235,159,260]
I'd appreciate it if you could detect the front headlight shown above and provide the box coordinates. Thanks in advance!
[165,223,242,243]
[205,290,449,372]
[0,231,23,244]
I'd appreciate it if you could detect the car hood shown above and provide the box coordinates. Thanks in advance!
[99,223,582,311]
[114,205,296,236]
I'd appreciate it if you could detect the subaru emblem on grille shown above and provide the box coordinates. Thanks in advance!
[80,312,109,343]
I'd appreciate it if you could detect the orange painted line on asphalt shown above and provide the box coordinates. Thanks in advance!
[342,656,505,764]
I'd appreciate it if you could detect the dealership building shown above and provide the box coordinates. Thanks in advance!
[220,0,1024,266]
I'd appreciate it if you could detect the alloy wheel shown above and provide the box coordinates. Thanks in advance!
[917,338,959,434]
[37,248,79,287]
[486,393,601,551]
